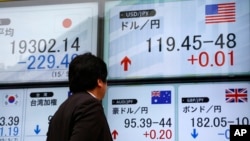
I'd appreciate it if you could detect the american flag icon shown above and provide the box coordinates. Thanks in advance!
[205,2,236,24]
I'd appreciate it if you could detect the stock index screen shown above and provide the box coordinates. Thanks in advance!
[0,87,69,141]
[0,2,98,84]
[103,81,250,141]
[104,0,250,79]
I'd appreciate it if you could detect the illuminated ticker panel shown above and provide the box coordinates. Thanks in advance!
[103,0,250,141]
[0,2,98,84]
[104,0,250,79]
[0,0,249,141]
[0,1,99,141]
[0,87,69,141]
[103,82,250,141]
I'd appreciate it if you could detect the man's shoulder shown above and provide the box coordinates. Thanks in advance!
[67,92,99,107]
[69,92,95,101]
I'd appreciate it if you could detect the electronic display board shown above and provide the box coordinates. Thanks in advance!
[0,87,69,141]
[103,82,250,141]
[104,0,250,79]
[0,2,98,84]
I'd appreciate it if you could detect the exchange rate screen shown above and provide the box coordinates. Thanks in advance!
[103,81,250,141]
[104,0,250,79]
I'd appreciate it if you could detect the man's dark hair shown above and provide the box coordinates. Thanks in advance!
[68,52,107,93]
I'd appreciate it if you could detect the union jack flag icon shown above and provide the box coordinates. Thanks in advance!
[225,88,248,103]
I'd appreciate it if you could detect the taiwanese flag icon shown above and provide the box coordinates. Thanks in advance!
[5,94,19,106]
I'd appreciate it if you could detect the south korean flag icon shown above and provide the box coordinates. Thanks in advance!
[5,94,19,106]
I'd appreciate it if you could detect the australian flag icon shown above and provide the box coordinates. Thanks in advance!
[151,90,171,104]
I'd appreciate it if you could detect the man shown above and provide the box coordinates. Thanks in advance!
[46,52,113,141]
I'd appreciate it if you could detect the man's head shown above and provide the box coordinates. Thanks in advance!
[68,52,108,100]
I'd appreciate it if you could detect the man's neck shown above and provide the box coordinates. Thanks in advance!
[87,90,98,99]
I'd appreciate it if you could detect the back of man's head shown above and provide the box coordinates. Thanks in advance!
[68,52,107,93]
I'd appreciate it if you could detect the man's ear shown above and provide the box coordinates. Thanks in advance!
[97,79,103,87]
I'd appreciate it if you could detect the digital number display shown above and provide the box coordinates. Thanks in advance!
[0,3,98,83]
[178,83,250,140]
[105,85,176,140]
[0,87,69,141]
[105,0,250,79]
[0,89,24,141]
[103,82,250,141]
